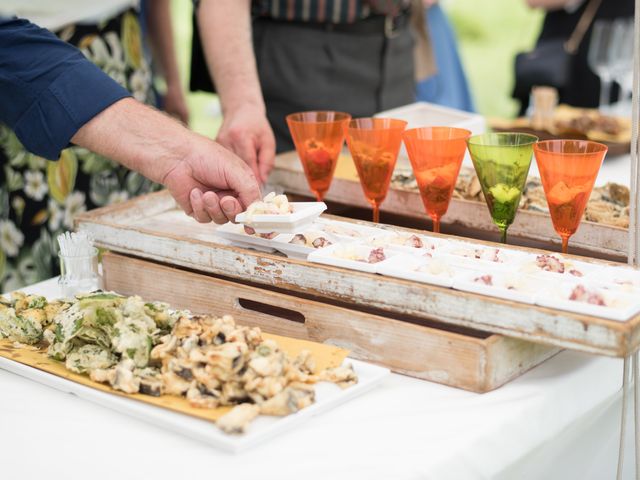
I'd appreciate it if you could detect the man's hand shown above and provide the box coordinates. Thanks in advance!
[216,105,275,184]
[162,138,261,223]
[71,98,261,224]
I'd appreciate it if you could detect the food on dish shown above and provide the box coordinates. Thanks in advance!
[522,254,587,277]
[1,291,358,434]
[329,245,387,264]
[474,275,493,286]
[368,233,428,250]
[0,292,69,344]
[415,258,453,277]
[243,225,278,240]
[244,192,293,219]
[448,246,505,263]
[288,231,333,249]
[568,285,605,306]
[321,223,368,239]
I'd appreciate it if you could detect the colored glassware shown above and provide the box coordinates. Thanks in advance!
[286,111,352,201]
[534,140,607,253]
[403,127,471,233]
[345,118,407,223]
[467,133,537,243]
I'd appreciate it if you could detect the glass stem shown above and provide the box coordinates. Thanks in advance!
[373,205,380,223]
[599,78,612,110]
[500,228,508,244]
[561,235,570,254]
[432,217,441,234]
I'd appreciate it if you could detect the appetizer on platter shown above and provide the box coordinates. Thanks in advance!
[520,254,592,278]
[288,231,333,249]
[0,292,358,434]
[329,245,387,264]
[244,192,293,219]
[367,233,436,251]
[243,225,278,240]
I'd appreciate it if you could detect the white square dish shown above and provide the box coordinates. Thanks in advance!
[313,218,385,241]
[376,253,464,288]
[585,265,640,295]
[438,242,527,271]
[308,242,398,274]
[272,229,340,260]
[535,282,640,321]
[364,232,443,256]
[236,202,327,234]
[517,253,598,281]
[452,270,548,305]
[215,222,280,253]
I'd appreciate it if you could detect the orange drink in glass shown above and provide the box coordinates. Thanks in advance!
[286,111,351,201]
[403,127,471,233]
[346,118,407,223]
[534,140,607,253]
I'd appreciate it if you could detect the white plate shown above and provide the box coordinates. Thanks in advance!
[236,202,327,234]
[215,222,279,253]
[452,271,548,305]
[314,218,385,241]
[272,229,341,260]
[365,232,444,256]
[535,282,640,321]
[585,265,640,295]
[517,254,597,281]
[438,242,527,271]
[0,355,388,453]
[308,243,398,274]
[376,253,463,288]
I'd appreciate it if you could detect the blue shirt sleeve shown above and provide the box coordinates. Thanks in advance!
[0,18,132,160]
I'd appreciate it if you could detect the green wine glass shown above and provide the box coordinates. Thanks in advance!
[467,133,538,243]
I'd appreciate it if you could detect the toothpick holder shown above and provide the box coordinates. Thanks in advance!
[58,248,103,298]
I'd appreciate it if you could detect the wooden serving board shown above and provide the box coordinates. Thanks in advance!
[75,191,640,357]
[268,151,628,260]
[102,252,559,393]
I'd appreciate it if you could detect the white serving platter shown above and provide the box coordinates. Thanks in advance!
[308,243,398,274]
[364,232,444,256]
[0,355,388,453]
[535,282,640,322]
[215,222,279,253]
[517,254,598,281]
[236,202,327,234]
[314,218,385,240]
[376,253,463,288]
[438,243,528,271]
[453,270,549,305]
[272,230,341,260]
[586,266,640,295]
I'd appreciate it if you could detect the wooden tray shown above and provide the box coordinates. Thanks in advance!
[268,151,628,260]
[75,191,640,357]
[102,252,559,393]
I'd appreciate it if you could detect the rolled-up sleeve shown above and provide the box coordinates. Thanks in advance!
[0,18,131,160]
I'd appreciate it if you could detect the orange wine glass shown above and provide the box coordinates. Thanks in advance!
[345,118,407,223]
[403,127,471,233]
[286,111,351,201]
[534,139,607,254]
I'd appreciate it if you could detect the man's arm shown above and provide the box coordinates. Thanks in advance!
[71,98,260,223]
[197,0,275,183]
[146,0,189,124]
[0,18,260,223]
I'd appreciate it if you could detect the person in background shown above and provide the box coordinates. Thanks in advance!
[415,0,475,112]
[0,1,189,290]
[515,0,634,114]
[191,0,435,183]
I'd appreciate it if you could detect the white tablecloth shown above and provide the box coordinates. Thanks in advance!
[0,278,634,480]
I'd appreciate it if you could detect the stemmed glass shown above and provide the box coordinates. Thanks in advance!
[467,133,537,244]
[610,19,634,108]
[588,20,617,110]
[345,118,407,223]
[534,140,607,254]
[403,127,471,233]
[286,111,352,201]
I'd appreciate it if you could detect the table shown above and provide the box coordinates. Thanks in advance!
[0,278,634,479]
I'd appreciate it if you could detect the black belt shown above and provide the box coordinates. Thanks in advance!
[257,11,411,39]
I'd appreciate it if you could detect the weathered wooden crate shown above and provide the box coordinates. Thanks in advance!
[75,191,640,358]
[102,252,558,393]
[268,151,628,260]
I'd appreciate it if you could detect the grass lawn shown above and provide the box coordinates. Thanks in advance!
[170,0,545,137]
